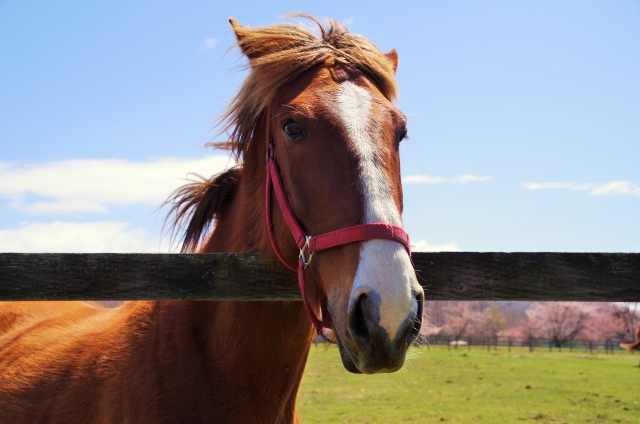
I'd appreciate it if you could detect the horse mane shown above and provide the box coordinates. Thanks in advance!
[164,167,242,253]
[166,15,398,253]
[214,13,399,163]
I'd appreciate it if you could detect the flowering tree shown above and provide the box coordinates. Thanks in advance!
[611,303,639,343]
[479,307,506,338]
[497,326,524,339]
[441,302,482,342]
[525,302,595,347]
[580,303,625,342]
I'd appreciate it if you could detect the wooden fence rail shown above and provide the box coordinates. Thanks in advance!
[0,252,639,302]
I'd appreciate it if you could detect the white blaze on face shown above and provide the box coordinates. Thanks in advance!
[335,82,418,340]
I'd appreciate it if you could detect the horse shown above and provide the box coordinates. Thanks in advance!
[620,325,640,353]
[0,15,423,423]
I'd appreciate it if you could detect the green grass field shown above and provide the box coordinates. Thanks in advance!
[297,345,640,423]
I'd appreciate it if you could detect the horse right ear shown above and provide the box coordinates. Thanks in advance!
[229,17,271,62]
[385,49,399,74]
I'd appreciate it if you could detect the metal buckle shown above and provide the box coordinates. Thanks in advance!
[299,236,314,270]
[266,143,274,163]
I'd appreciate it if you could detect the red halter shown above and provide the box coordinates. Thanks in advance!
[264,107,412,335]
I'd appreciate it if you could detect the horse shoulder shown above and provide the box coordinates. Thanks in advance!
[0,301,159,423]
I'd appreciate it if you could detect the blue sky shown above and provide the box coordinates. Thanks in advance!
[0,0,638,252]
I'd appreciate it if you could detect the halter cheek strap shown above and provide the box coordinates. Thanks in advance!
[264,106,412,335]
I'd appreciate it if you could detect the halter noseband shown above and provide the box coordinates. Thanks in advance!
[264,106,412,335]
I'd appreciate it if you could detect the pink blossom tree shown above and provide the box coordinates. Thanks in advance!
[581,303,625,342]
[441,302,482,342]
[611,303,639,343]
[525,302,595,347]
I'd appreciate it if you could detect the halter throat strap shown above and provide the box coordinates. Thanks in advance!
[264,106,411,335]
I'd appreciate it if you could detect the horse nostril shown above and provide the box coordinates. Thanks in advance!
[407,291,424,346]
[349,293,372,347]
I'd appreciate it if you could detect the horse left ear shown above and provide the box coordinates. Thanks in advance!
[229,17,279,63]
[229,17,258,60]
[385,49,399,73]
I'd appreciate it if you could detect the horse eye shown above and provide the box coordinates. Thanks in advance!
[283,122,307,142]
[397,129,408,146]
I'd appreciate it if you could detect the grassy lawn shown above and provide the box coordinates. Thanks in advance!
[297,345,640,423]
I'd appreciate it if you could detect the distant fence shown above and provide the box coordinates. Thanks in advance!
[0,252,639,302]
[423,334,631,354]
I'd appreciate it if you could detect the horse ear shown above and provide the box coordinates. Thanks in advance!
[385,48,399,73]
[229,18,253,58]
[229,17,245,41]
[229,17,272,62]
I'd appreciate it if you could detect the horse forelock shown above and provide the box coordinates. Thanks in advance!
[215,14,399,164]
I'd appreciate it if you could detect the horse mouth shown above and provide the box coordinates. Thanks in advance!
[333,330,363,374]
[333,326,411,375]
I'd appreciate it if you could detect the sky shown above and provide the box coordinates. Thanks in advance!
[0,0,638,253]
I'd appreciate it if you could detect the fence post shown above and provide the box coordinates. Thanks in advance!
[605,340,609,354]
[487,337,490,352]
[508,337,511,353]
[549,337,552,352]
[589,341,593,355]
[447,336,450,351]
[468,337,471,352]
[610,339,614,354]
[569,340,572,353]
[529,335,533,352]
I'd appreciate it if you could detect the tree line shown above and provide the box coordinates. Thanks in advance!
[420,301,639,348]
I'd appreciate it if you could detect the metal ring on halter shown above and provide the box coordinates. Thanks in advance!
[299,236,314,270]
[266,143,274,163]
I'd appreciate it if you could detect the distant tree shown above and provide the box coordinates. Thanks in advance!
[419,322,443,339]
[497,326,523,339]
[520,316,539,340]
[422,301,451,330]
[441,302,482,342]
[525,302,595,347]
[581,303,625,343]
[479,307,505,339]
[611,303,639,343]
[420,303,443,340]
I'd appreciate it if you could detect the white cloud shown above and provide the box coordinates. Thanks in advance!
[15,200,109,215]
[342,17,355,26]
[522,181,640,196]
[0,221,167,253]
[589,181,640,196]
[403,174,491,184]
[0,155,232,215]
[204,38,218,49]
[412,239,461,252]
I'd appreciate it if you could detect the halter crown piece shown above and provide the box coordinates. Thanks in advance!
[264,106,412,335]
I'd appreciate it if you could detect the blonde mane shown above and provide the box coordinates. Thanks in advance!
[216,14,399,162]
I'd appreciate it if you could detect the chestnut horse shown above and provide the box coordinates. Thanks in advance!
[620,325,640,353]
[0,15,423,423]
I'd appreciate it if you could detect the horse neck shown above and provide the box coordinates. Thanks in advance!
[184,126,315,421]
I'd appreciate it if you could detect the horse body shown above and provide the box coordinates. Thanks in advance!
[0,300,310,423]
[0,15,422,423]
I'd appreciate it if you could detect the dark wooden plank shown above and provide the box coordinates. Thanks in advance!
[0,253,298,301]
[413,252,640,301]
[0,253,638,302]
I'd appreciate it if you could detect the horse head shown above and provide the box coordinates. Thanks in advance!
[227,16,424,374]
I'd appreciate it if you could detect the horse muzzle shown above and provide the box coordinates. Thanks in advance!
[334,287,423,374]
